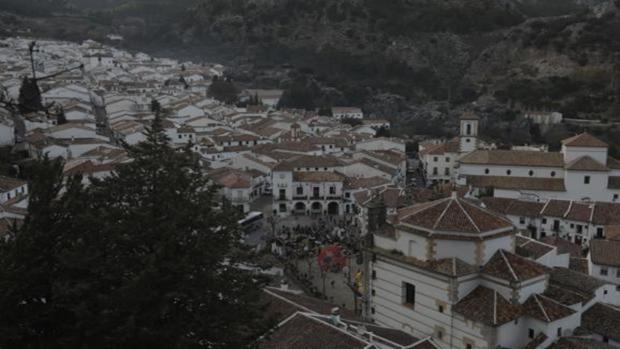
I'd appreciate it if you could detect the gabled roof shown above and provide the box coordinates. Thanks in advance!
[452,286,522,327]
[522,294,575,322]
[481,249,547,282]
[399,194,513,234]
[515,235,555,260]
[0,176,26,191]
[257,312,369,349]
[590,239,620,267]
[562,132,607,148]
[548,267,605,303]
[460,112,480,120]
[565,156,608,172]
[581,303,620,342]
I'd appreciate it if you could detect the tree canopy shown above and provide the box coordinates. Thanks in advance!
[0,116,267,348]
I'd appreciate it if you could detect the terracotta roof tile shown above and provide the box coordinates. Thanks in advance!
[582,303,620,342]
[400,195,512,234]
[562,132,607,148]
[482,249,547,282]
[459,150,564,167]
[540,236,581,258]
[565,156,608,171]
[541,200,571,218]
[466,175,565,192]
[522,294,575,322]
[453,286,522,326]
[590,239,620,267]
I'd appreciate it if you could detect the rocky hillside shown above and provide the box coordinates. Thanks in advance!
[3,0,620,148]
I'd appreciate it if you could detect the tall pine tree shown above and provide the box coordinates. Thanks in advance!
[0,115,267,348]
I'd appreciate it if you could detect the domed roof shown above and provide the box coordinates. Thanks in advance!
[398,193,513,235]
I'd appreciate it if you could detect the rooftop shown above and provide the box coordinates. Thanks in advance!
[562,132,608,148]
[399,194,513,235]
[459,149,564,167]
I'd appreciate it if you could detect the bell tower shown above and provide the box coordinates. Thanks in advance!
[459,112,479,153]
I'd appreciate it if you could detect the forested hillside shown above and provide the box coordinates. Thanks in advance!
[2,0,620,150]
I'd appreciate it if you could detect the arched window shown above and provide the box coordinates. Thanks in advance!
[529,170,534,177]
[551,171,556,177]
[466,124,471,135]
[506,169,512,176]
[484,168,490,174]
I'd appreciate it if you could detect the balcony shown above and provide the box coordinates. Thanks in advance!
[277,196,287,201]
[293,195,307,200]
[326,195,342,200]
[310,195,325,200]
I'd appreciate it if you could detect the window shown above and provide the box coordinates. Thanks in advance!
[616,269,620,278]
[313,187,320,197]
[438,304,444,313]
[529,170,534,176]
[371,307,375,314]
[445,157,450,162]
[519,217,526,225]
[466,345,473,349]
[466,124,471,135]
[615,194,619,201]
[557,327,562,337]
[484,168,489,174]
[345,192,350,198]
[315,167,319,171]
[597,227,604,238]
[279,189,286,200]
[296,186,303,195]
[444,167,450,176]
[551,171,556,177]
[506,169,512,175]
[529,329,535,339]
[371,270,376,279]
[584,176,591,184]
[433,167,438,175]
[433,157,438,162]
[601,268,608,276]
[436,328,444,340]
[542,218,547,224]
[403,282,415,307]
[371,289,375,296]
[329,186,336,195]
[466,138,471,143]
[279,204,286,212]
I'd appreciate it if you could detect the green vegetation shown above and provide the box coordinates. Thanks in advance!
[207,76,239,105]
[0,117,268,347]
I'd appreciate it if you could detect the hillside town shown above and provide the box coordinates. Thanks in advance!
[1,37,620,349]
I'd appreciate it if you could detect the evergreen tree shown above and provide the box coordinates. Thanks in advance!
[150,99,162,114]
[55,106,67,125]
[0,116,267,348]
[207,76,238,105]
[17,77,44,114]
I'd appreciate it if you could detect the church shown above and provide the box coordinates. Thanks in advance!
[421,113,620,203]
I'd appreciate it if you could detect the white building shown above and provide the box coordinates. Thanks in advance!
[366,193,620,349]
[459,131,620,203]
[332,107,363,120]
[0,176,28,203]
[588,238,620,285]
